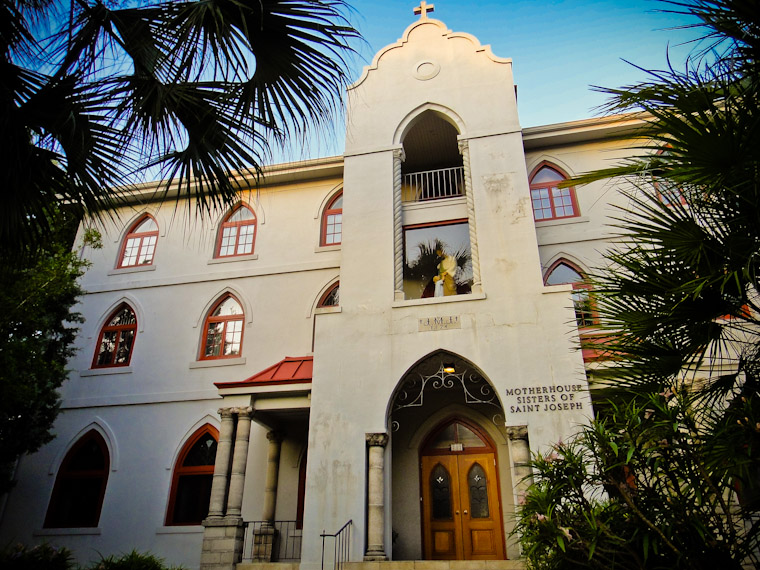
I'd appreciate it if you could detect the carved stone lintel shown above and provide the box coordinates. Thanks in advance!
[506,425,529,441]
[366,433,389,448]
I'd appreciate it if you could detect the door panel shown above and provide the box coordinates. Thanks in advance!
[421,452,505,560]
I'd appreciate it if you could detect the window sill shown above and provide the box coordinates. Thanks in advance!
[156,525,204,534]
[80,367,133,377]
[207,254,258,265]
[108,265,156,276]
[314,244,341,253]
[315,306,341,315]
[34,527,101,536]
[534,215,589,227]
[189,357,246,369]
[392,292,486,308]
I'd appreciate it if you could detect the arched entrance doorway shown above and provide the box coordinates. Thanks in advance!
[420,419,506,560]
[388,351,511,561]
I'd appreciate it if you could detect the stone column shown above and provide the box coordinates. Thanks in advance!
[207,408,235,519]
[506,425,533,499]
[262,431,283,523]
[364,433,389,561]
[252,431,284,562]
[392,148,406,301]
[458,139,482,293]
[225,407,253,519]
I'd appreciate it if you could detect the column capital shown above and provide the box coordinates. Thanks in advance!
[266,430,284,443]
[392,148,406,162]
[233,406,253,417]
[218,407,235,418]
[506,425,529,441]
[366,433,389,448]
[457,139,469,154]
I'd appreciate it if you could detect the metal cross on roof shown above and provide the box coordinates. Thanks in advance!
[414,1,435,20]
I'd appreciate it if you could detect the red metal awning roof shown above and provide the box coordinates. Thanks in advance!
[215,356,313,389]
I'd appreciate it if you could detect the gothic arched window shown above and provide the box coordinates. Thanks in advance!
[45,430,109,528]
[92,304,137,368]
[200,295,244,359]
[118,216,158,268]
[321,192,343,246]
[166,425,218,525]
[529,164,579,221]
[545,260,594,328]
[216,205,256,257]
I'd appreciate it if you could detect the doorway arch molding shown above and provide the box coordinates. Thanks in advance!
[405,404,508,451]
[386,349,506,432]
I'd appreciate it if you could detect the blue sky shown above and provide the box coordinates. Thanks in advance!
[290,1,700,160]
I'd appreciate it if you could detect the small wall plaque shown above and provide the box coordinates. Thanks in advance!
[418,316,461,332]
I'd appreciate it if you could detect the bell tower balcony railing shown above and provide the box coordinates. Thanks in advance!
[402,166,464,202]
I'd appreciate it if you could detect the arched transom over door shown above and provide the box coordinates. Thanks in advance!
[420,419,506,560]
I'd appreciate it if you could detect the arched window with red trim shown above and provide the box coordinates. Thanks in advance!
[118,215,158,267]
[529,164,579,221]
[216,205,256,257]
[166,425,218,525]
[321,192,343,246]
[200,295,244,359]
[44,430,110,528]
[544,260,594,328]
[318,282,340,307]
[92,304,137,368]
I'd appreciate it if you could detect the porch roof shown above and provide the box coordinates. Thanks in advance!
[215,355,313,390]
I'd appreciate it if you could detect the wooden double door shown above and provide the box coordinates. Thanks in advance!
[420,420,506,560]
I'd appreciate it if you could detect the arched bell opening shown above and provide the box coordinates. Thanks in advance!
[386,351,513,561]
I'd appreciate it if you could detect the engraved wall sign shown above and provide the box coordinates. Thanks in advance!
[418,316,461,332]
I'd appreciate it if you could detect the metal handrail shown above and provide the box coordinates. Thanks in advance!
[320,519,352,570]
[403,166,464,202]
[242,520,303,562]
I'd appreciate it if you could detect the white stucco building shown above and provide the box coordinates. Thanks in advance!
[0,8,643,570]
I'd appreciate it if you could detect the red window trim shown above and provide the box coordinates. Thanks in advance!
[117,215,158,268]
[544,258,596,329]
[528,162,580,221]
[91,304,137,368]
[165,425,219,526]
[44,430,110,528]
[320,192,343,246]
[215,204,257,258]
[199,295,245,360]
[318,282,340,307]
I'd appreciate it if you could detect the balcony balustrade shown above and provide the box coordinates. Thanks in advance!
[402,166,464,202]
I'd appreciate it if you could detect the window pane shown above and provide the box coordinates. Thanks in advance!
[430,464,452,520]
[109,307,136,327]
[468,463,490,518]
[138,235,157,264]
[236,224,254,254]
[122,237,140,266]
[183,434,217,467]
[320,285,340,307]
[114,329,134,364]
[531,166,564,184]
[228,207,254,223]
[329,195,343,209]
[213,297,242,317]
[134,217,158,232]
[219,227,237,256]
[96,331,117,366]
[68,439,106,471]
[204,322,224,357]
[403,222,472,300]
[545,263,583,286]
[457,424,487,448]
[172,474,213,525]
[325,213,342,244]
[223,320,242,355]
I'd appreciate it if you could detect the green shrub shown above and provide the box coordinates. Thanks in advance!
[0,543,74,570]
[88,550,184,570]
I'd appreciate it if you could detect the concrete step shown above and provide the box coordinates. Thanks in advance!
[237,563,300,570]
[345,561,526,570]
